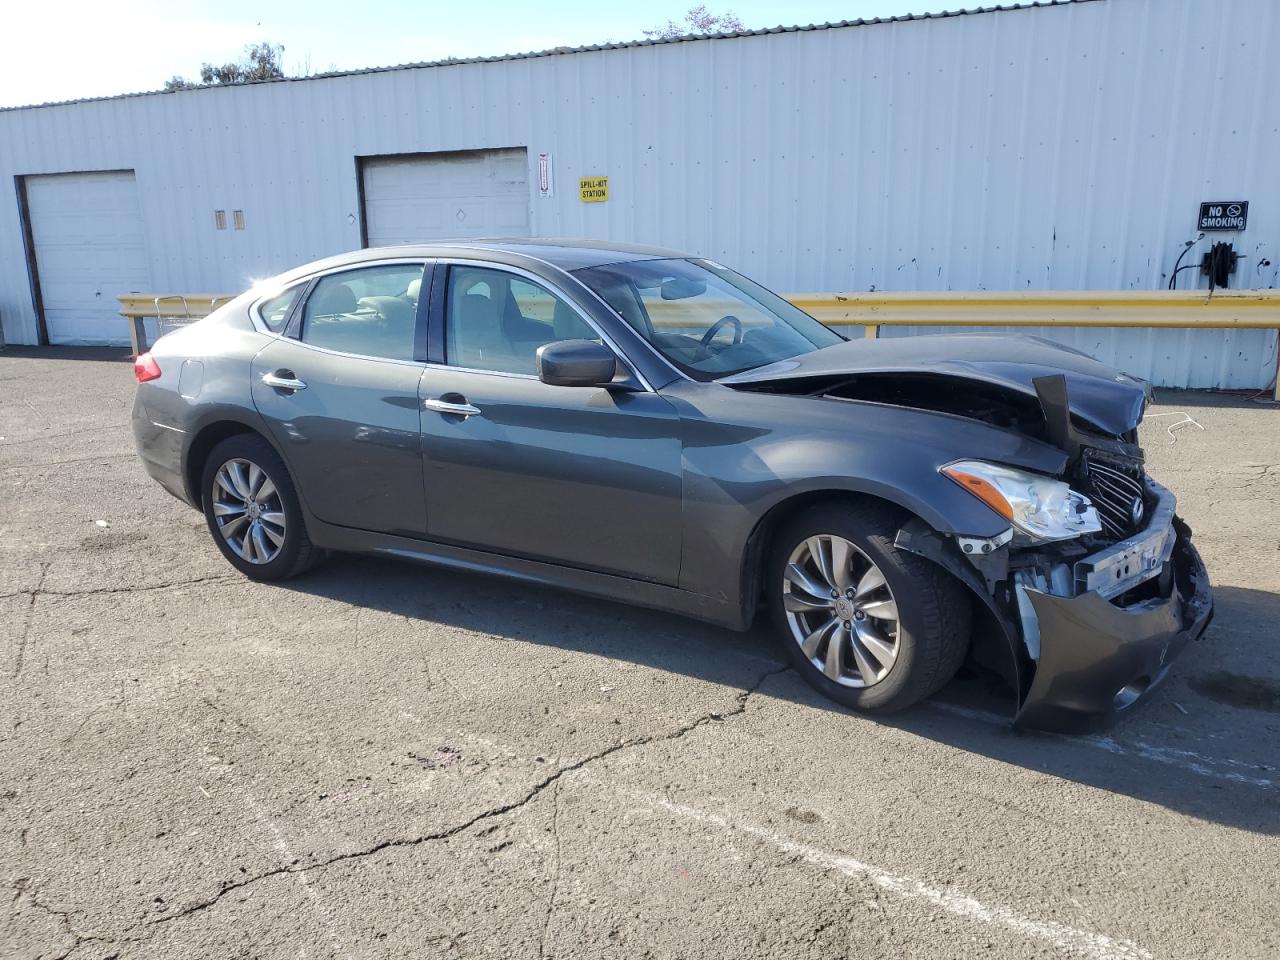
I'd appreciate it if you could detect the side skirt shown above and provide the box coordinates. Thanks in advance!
[306,517,748,631]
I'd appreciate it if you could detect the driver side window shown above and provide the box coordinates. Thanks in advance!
[445,266,596,375]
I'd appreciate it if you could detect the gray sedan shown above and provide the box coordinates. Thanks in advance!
[131,239,1212,731]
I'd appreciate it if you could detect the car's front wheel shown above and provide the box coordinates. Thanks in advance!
[200,433,319,581]
[767,501,970,713]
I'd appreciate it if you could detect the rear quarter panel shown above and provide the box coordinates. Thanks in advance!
[133,306,275,504]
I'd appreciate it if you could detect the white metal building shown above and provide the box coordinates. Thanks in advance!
[1,0,1276,387]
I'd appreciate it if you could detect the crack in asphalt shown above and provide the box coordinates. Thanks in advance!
[148,663,793,931]
[538,779,564,960]
[0,573,239,604]
[10,879,131,960]
[0,452,136,472]
[0,425,128,448]
[9,563,48,679]
[1238,464,1278,488]
[0,424,130,448]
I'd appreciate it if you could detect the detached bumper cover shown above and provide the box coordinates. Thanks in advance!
[1013,520,1213,732]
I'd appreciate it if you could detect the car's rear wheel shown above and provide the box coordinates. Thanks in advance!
[767,501,970,713]
[201,433,319,581]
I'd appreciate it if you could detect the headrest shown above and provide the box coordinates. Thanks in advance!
[311,282,357,316]
[459,292,500,331]
[362,295,414,326]
[553,299,591,340]
[405,278,421,302]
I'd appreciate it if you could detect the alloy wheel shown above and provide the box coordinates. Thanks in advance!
[211,458,286,565]
[782,534,900,688]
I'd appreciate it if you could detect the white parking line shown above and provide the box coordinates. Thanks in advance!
[929,702,1274,788]
[240,794,352,959]
[633,790,1152,960]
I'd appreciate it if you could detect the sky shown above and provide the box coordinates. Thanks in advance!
[1,0,946,108]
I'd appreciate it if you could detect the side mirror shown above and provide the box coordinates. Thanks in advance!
[537,339,618,388]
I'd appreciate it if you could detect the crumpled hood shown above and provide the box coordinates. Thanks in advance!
[719,334,1150,436]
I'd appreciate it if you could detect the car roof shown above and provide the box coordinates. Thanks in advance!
[446,238,690,270]
[283,238,690,280]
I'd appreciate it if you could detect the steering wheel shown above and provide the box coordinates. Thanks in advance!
[700,314,743,349]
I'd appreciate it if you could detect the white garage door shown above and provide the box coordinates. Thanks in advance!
[25,171,152,345]
[362,148,530,247]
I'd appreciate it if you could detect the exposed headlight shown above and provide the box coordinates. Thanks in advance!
[940,460,1102,543]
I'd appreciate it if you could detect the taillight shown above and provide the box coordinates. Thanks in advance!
[134,352,162,383]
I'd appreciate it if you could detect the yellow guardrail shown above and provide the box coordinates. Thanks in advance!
[121,288,1280,398]
[789,289,1280,337]
[118,294,234,355]
[789,290,1280,399]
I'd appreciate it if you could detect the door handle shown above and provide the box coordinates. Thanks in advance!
[424,396,481,418]
[262,370,307,392]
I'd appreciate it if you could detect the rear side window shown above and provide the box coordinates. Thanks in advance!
[257,287,300,332]
[300,264,425,361]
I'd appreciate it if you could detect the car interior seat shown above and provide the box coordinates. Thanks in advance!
[451,292,524,372]
[503,288,553,345]
[355,295,416,360]
[309,282,357,319]
[552,299,596,341]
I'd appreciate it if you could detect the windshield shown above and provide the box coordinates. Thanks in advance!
[573,258,843,380]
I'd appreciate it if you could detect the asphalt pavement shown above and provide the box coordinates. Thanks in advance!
[2,346,1277,959]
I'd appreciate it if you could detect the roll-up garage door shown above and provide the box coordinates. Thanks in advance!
[25,170,152,345]
[362,148,530,247]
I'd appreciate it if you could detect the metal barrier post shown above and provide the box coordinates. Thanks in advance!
[128,315,148,356]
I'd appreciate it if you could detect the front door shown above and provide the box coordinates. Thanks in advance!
[251,261,429,537]
[418,263,683,584]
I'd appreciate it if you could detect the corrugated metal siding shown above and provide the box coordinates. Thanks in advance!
[1,0,1277,384]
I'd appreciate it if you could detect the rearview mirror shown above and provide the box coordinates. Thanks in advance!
[537,339,618,388]
[660,276,707,300]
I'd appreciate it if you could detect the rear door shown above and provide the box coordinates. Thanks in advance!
[417,262,683,583]
[250,260,430,537]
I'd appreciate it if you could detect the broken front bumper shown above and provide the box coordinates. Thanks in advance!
[1012,503,1213,732]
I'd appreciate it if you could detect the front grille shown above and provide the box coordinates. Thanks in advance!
[1081,451,1147,540]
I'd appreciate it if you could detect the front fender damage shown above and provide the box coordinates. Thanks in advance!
[895,519,1032,713]
[895,514,1214,733]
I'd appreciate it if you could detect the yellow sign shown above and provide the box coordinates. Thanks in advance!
[579,176,609,203]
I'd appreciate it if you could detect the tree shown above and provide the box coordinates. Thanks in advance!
[643,4,745,39]
[164,42,286,92]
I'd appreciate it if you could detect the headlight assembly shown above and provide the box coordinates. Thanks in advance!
[941,460,1102,543]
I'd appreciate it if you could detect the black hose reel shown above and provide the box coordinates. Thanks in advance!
[1200,241,1238,290]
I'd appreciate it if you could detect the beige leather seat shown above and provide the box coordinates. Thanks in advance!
[349,295,415,360]
[451,293,524,372]
[552,299,595,341]
[309,282,357,318]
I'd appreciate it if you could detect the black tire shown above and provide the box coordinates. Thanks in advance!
[200,433,320,581]
[766,500,971,714]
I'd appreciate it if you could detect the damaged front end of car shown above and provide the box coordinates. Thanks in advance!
[894,373,1213,732]
[722,335,1214,731]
